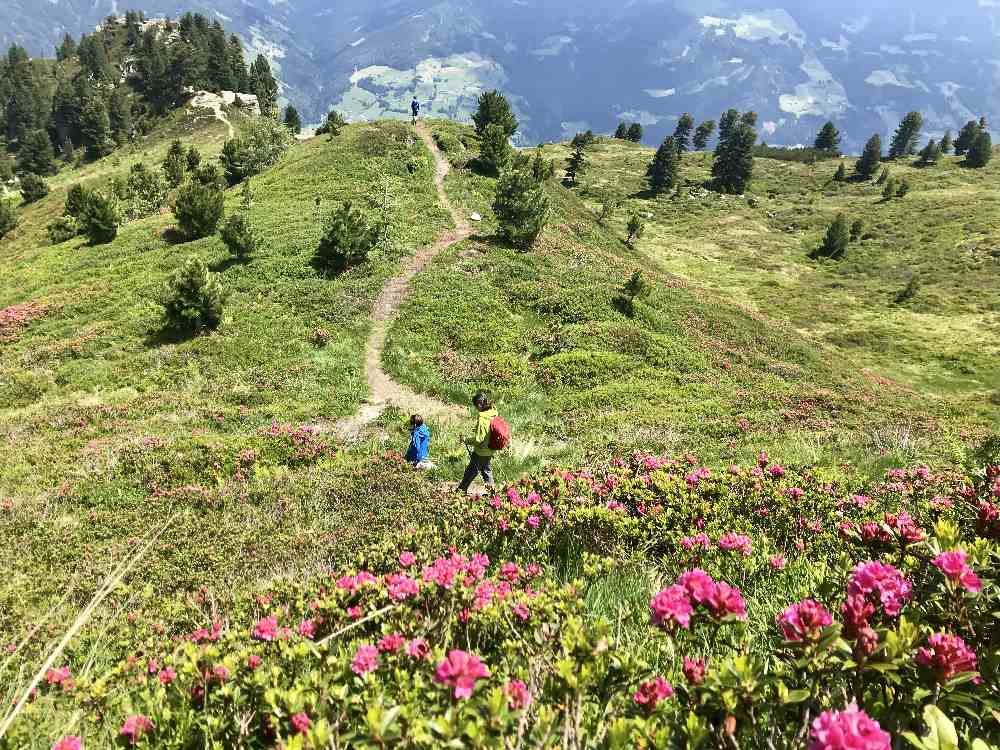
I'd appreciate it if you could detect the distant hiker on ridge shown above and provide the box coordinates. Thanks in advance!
[457,393,510,494]
[405,414,433,470]
[411,97,420,124]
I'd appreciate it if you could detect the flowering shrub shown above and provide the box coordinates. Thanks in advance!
[6,453,1000,747]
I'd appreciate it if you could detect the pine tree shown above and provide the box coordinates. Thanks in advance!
[493,168,549,249]
[249,54,279,115]
[56,34,78,62]
[314,201,378,273]
[162,140,187,186]
[51,74,81,147]
[626,123,643,143]
[122,162,168,220]
[814,121,841,153]
[77,35,113,82]
[186,146,202,172]
[0,198,18,240]
[5,57,44,143]
[882,177,898,201]
[966,130,993,168]
[673,113,695,153]
[108,88,132,144]
[227,35,249,93]
[173,181,225,239]
[78,191,119,244]
[480,122,513,176]
[855,134,882,179]
[570,130,596,149]
[65,184,90,217]
[954,120,981,156]
[19,173,49,203]
[693,120,716,151]
[79,93,112,159]
[647,135,680,195]
[614,122,628,140]
[918,139,941,166]
[712,116,756,194]
[138,30,176,113]
[160,256,228,335]
[472,90,518,138]
[619,270,650,316]
[940,130,953,154]
[283,105,302,135]
[221,181,258,260]
[206,22,234,92]
[888,112,923,159]
[717,109,739,144]
[833,162,846,182]
[740,111,758,127]
[15,129,55,175]
[317,110,347,137]
[818,214,850,259]
[565,142,588,185]
[626,211,644,248]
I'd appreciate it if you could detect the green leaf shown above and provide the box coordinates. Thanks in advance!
[923,705,958,750]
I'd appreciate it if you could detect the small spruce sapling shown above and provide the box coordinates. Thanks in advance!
[173,181,225,240]
[314,201,378,273]
[833,162,846,182]
[626,211,645,248]
[161,256,228,335]
[619,270,650,317]
[220,181,258,260]
[818,214,850,260]
[492,169,549,249]
[19,173,49,204]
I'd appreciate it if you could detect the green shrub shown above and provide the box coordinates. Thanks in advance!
[479,122,512,176]
[78,191,120,244]
[538,349,632,388]
[221,212,257,260]
[162,140,187,187]
[316,110,347,137]
[0,198,17,240]
[19,173,49,203]
[314,201,377,274]
[65,183,89,217]
[221,117,294,185]
[173,182,225,240]
[618,270,651,317]
[123,162,168,220]
[46,215,79,244]
[186,146,201,172]
[160,256,228,335]
[493,169,549,249]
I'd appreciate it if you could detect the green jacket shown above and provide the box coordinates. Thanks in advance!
[465,408,497,457]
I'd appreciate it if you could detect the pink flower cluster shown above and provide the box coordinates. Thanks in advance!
[915,633,978,682]
[504,679,532,710]
[336,570,378,593]
[120,715,154,745]
[778,599,834,642]
[847,561,912,617]
[680,532,711,551]
[51,738,82,750]
[434,649,490,699]
[422,552,489,589]
[809,703,890,750]
[683,657,706,685]
[650,569,747,629]
[633,676,674,710]
[718,532,752,557]
[385,573,420,601]
[351,644,379,675]
[932,551,982,593]
[45,666,73,690]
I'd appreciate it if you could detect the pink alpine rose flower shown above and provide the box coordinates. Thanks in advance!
[915,633,978,682]
[158,667,177,685]
[778,600,833,642]
[504,679,533,710]
[705,581,748,620]
[677,569,716,604]
[809,703,890,750]
[848,562,912,617]
[770,555,787,570]
[683,657,706,686]
[351,644,379,675]
[291,712,311,734]
[398,551,417,567]
[386,573,420,601]
[247,655,262,670]
[718,532,752,557]
[378,633,406,653]
[298,619,316,639]
[434,649,490,699]
[650,584,693,629]
[406,638,430,660]
[51,737,82,750]
[932,551,982,593]
[252,616,278,642]
[120,715,154,745]
[633,677,674,710]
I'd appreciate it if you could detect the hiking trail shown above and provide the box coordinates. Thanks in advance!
[189,91,235,139]
[334,123,473,441]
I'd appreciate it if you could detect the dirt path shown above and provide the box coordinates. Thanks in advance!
[190,91,235,139]
[334,123,473,441]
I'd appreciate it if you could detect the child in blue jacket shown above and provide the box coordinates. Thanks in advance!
[405,414,432,469]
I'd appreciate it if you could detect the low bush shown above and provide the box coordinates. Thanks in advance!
[314,201,377,274]
[173,182,225,240]
[46,215,79,244]
[0,198,16,240]
[78,191,120,245]
[19,172,49,203]
[160,256,228,335]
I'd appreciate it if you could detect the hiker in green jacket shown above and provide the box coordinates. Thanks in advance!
[458,392,497,493]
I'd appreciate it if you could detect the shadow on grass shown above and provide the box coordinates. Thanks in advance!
[209,255,247,273]
[160,228,190,246]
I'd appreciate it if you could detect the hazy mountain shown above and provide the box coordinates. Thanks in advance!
[3,0,999,150]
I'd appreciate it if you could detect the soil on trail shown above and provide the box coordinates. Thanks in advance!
[334,123,473,441]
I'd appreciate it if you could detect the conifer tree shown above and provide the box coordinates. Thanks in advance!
[614,122,628,139]
[51,75,81,147]
[481,122,513,176]
[570,130,596,149]
[855,134,881,179]
[940,130,953,154]
[888,111,923,159]
[619,270,650,316]
[966,130,992,168]
[249,54,279,115]
[493,168,549,249]
[693,120,716,151]
[162,140,187,186]
[717,109,739,144]
[78,35,113,82]
[882,177,898,200]
[174,181,225,239]
[673,113,695,153]
[814,121,841,152]
[314,201,378,273]
[161,256,227,335]
[626,211,644,248]
[833,162,846,182]
[56,34,78,62]
[227,35,249,93]
[316,110,347,137]
[850,219,864,242]
[283,105,302,135]
[918,139,941,166]
[15,129,55,175]
[5,57,44,142]
[565,141,588,185]
[79,191,119,244]
[818,214,850,259]
[647,135,680,195]
[954,120,981,156]
[221,181,258,260]
[472,90,518,138]
[626,123,643,143]
[108,88,132,144]
[0,198,17,240]
[206,22,234,92]
[712,115,756,194]
[79,93,112,159]
[19,173,49,204]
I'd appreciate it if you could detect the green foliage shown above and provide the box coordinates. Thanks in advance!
[186,146,202,172]
[283,105,302,135]
[598,194,621,226]
[814,121,841,152]
[614,122,628,139]
[966,131,992,168]
[849,218,864,242]
[834,162,846,182]
[753,144,839,163]
[565,142,588,185]
[162,140,187,187]
[249,54,279,115]
[888,111,923,159]
[883,177,899,201]
[895,274,921,304]
[619,270,651,316]
[316,110,347,137]
[220,182,258,260]
[314,201,378,274]
[712,114,756,194]
[626,210,644,247]
[78,191,120,245]
[15,129,55,176]
[856,134,882,178]
[123,162,168,220]
[46,215,79,245]
[220,117,294,185]
[693,120,716,151]
[571,130,597,149]
[0,198,17,240]
[940,130,953,154]
[65,184,89,217]
[954,120,982,156]
[919,139,942,166]
[876,167,890,186]
[647,136,680,195]
[479,122,513,176]
[492,169,549,249]
[160,255,228,335]
[472,90,518,138]
[896,179,911,198]
[18,172,49,204]
[626,123,643,143]
[173,181,225,240]
[673,113,695,152]
[817,213,850,260]
[79,93,112,159]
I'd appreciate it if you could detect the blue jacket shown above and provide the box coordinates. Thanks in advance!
[411,100,420,115]
[405,424,430,463]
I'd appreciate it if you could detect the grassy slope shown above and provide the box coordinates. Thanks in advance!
[383,121,989,474]
[0,116,451,644]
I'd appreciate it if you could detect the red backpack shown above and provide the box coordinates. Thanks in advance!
[488,415,511,451]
